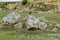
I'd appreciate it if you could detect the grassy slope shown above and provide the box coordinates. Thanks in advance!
[0,11,60,40]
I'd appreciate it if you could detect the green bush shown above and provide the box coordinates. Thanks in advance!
[22,0,28,5]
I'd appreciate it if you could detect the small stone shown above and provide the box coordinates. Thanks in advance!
[1,12,22,30]
[14,22,23,29]
[38,22,47,30]
[51,27,58,31]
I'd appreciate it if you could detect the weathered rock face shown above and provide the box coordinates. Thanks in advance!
[24,15,40,30]
[2,12,21,24]
[1,12,22,30]
[25,15,35,27]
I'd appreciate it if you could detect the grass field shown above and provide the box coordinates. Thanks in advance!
[0,11,60,40]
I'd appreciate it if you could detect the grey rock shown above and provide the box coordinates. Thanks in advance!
[14,22,23,29]
[25,15,40,29]
[2,12,21,24]
[38,22,47,30]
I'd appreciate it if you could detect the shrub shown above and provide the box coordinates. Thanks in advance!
[22,0,28,5]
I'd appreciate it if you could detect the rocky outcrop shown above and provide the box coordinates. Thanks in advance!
[1,13,60,31]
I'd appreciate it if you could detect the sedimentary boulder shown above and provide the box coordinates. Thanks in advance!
[24,15,40,31]
[2,12,22,24]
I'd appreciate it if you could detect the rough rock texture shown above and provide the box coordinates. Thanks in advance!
[38,22,47,30]
[2,12,21,24]
[24,15,40,30]
[1,12,22,30]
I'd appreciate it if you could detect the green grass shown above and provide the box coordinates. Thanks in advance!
[0,11,60,40]
[0,29,60,40]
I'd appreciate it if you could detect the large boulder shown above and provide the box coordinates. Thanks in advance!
[1,12,22,30]
[24,15,40,31]
[2,12,22,24]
